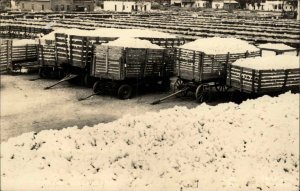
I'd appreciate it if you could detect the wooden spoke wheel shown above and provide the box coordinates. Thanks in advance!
[174,78,187,97]
[117,84,133,99]
[215,83,229,92]
[93,81,106,94]
[195,84,210,103]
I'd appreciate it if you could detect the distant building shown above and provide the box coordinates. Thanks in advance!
[211,0,238,9]
[51,0,94,11]
[194,0,209,8]
[180,0,209,8]
[181,0,194,7]
[247,0,296,12]
[170,0,181,6]
[19,0,51,11]
[103,1,151,12]
[223,0,239,10]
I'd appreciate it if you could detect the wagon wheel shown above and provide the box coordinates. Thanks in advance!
[82,73,93,87]
[93,81,106,94]
[117,84,133,99]
[174,78,187,97]
[195,84,210,103]
[215,83,229,92]
[58,69,65,79]
[38,68,46,78]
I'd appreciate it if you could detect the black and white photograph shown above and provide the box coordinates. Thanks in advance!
[0,0,299,190]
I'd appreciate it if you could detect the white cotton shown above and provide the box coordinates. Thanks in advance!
[179,37,259,54]
[232,55,300,70]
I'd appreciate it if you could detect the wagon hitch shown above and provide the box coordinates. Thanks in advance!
[44,74,78,90]
[151,87,190,105]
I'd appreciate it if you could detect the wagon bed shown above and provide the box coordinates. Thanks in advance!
[0,40,12,73]
[176,48,261,82]
[91,45,173,80]
[227,65,300,93]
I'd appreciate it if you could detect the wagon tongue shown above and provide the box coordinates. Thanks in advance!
[44,74,78,90]
[78,91,103,101]
[151,87,189,105]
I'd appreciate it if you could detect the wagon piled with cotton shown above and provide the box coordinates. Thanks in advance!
[0,40,12,73]
[45,28,183,89]
[152,37,261,104]
[257,43,299,56]
[84,38,174,99]
[227,55,300,94]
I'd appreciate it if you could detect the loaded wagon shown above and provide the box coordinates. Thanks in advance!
[151,37,262,104]
[45,28,185,89]
[89,40,174,99]
[173,46,261,102]
[226,55,300,94]
[257,43,299,57]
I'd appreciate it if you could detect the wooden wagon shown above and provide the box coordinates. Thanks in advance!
[226,64,300,94]
[37,39,64,78]
[172,48,261,103]
[0,40,12,74]
[90,44,174,99]
[48,33,183,89]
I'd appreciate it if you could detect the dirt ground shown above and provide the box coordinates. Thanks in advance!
[1,74,202,142]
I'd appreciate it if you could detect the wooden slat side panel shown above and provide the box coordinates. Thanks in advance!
[227,65,300,93]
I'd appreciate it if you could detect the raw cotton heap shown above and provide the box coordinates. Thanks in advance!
[38,28,176,44]
[13,39,38,46]
[179,37,259,55]
[258,43,296,51]
[1,92,299,191]
[102,37,163,49]
[232,55,300,70]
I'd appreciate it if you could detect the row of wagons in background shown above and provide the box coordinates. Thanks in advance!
[1,32,299,102]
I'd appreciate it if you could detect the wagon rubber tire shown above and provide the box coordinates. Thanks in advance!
[174,78,187,97]
[117,84,133,99]
[195,84,209,103]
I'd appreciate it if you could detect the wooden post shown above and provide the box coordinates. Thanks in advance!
[239,67,243,92]
[224,52,230,79]
[282,69,289,88]
[211,55,215,73]
[143,49,148,77]
[177,48,181,77]
[297,0,300,20]
[228,64,232,86]
[199,52,204,81]
[192,50,196,80]
[25,44,28,60]
[257,71,262,93]
[105,46,109,73]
